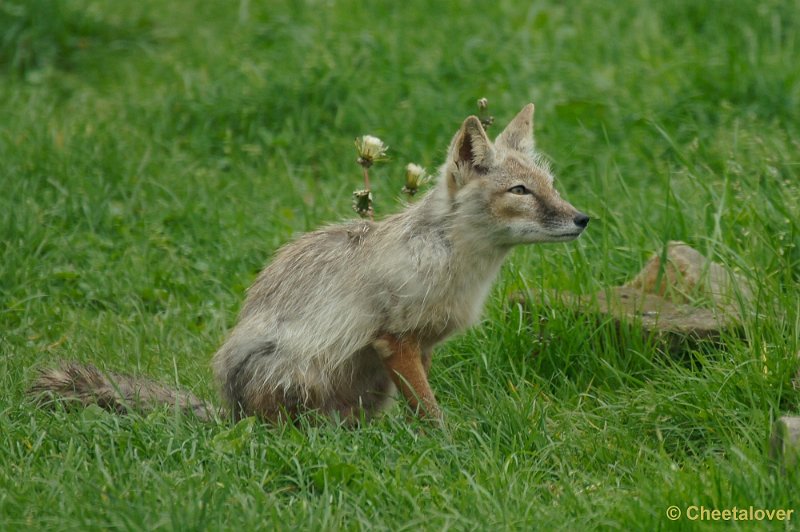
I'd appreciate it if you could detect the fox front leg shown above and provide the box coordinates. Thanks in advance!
[376,334,442,422]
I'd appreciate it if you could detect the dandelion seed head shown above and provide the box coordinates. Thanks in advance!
[402,163,430,196]
[355,135,388,167]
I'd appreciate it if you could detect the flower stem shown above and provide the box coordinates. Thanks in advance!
[362,168,373,220]
[362,167,371,191]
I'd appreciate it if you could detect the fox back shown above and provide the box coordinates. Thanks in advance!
[211,103,589,422]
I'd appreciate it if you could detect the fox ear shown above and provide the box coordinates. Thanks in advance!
[496,103,535,154]
[448,116,493,189]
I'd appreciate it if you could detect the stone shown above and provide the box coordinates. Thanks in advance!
[770,416,800,471]
[624,241,753,314]
[515,241,754,355]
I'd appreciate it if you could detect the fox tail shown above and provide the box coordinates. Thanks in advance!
[29,362,217,421]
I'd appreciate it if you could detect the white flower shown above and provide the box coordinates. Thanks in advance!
[355,135,388,167]
[361,135,386,158]
[402,163,430,196]
[477,97,494,127]
[405,163,425,180]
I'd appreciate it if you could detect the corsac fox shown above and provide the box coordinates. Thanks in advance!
[31,103,589,424]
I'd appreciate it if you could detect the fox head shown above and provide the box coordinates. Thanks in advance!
[444,103,589,246]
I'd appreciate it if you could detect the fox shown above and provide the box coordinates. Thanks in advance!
[30,103,589,425]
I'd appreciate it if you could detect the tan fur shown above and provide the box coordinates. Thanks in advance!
[30,362,216,421]
[211,103,588,423]
[30,104,588,425]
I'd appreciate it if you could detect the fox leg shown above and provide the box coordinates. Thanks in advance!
[377,334,441,421]
[421,347,433,375]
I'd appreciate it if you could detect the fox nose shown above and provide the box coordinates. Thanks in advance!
[573,212,590,228]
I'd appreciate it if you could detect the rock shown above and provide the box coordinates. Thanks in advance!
[527,287,738,356]
[515,242,755,356]
[769,416,800,471]
[625,241,754,314]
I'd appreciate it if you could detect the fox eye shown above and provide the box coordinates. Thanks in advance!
[508,185,529,195]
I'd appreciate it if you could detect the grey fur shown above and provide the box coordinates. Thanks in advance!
[211,103,588,422]
[30,362,216,421]
[29,104,588,425]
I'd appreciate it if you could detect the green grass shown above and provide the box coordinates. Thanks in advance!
[1,0,799,529]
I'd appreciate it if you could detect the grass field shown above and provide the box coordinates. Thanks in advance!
[1,0,799,529]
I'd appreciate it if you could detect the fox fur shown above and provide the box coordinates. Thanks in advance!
[30,103,588,424]
[29,362,217,421]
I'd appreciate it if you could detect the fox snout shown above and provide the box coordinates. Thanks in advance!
[543,205,589,242]
[573,212,590,229]
[565,210,591,238]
